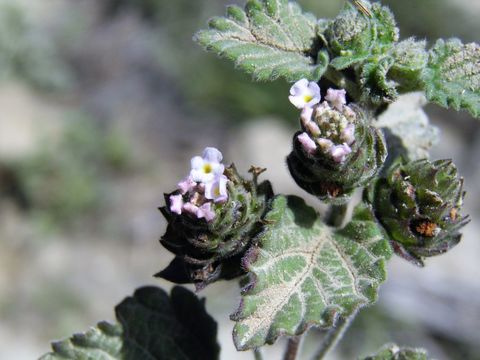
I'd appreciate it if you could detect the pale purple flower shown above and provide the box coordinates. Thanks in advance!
[190,147,225,183]
[300,106,314,126]
[205,175,229,203]
[196,202,216,222]
[325,88,347,111]
[289,79,321,109]
[341,124,356,145]
[317,138,334,151]
[305,120,321,136]
[298,132,317,154]
[177,176,197,194]
[330,143,352,163]
[169,194,184,215]
[182,202,199,215]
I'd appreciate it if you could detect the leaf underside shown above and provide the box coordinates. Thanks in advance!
[376,92,439,161]
[40,286,220,360]
[361,343,429,360]
[422,38,480,118]
[232,195,392,350]
[194,0,327,82]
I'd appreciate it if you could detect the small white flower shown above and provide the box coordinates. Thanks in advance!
[205,175,229,203]
[330,143,352,163]
[190,147,225,183]
[298,132,317,154]
[340,123,356,145]
[177,176,197,194]
[196,202,216,222]
[169,194,184,215]
[325,88,347,111]
[289,79,321,109]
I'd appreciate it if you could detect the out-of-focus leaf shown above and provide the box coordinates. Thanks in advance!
[361,343,429,360]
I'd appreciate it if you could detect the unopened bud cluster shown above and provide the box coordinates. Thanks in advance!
[287,79,387,203]
[158,147,273,290]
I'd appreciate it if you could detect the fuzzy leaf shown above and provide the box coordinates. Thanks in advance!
[194,0,327,81]
[231,196,392,350]
[361,343,429,360]
[422,38,480,117]
[41,286,220,360]
[327,1,399,70]
[376,92,439,161]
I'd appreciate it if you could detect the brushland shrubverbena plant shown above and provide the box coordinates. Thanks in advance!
[41,1,478,359]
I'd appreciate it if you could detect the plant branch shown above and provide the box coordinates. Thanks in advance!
[253,348,264,360]
[283,336,302,360]
[312,310,358,360]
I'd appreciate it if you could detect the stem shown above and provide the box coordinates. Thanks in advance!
[323,67,362,102]
[253,348,264,360]
[326,203,349,227]
[312,311,358,360]
[283,336,302,360]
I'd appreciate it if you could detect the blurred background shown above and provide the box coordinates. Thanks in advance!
[0,0,478,359]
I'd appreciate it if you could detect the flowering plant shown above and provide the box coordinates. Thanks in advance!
[42,1,478,359]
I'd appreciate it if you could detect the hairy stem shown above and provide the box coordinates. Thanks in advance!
[254,348,264,360]
[312,310,358,360]
[326,203,349,227]
[324,67,362,102]
[283,336,302,360]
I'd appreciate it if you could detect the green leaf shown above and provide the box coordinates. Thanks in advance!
[327,1,399,70]
[376,92,439,161]
[41,286,220,360]
[389,38,428,91]
[422,38,480,118]
[359,56,398,104]
[194,0,327,82]
[231,196,392,350]
[361,343,429,360]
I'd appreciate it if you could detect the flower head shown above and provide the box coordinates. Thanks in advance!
[289,79,321,109]
[190,147,225,183]
[205,175,229,203]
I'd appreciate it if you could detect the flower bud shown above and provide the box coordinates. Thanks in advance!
[157,148,273,290]
[287,89,387,204]
[372,158,469,265]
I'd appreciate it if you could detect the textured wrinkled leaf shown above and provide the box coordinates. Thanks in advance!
[422,38,480,118]
[376,92,439,161]
[359,56,398,104]
[231,196,392,350]
[194,0,327,81]
[41,286,219,360]
[327,1,398,70]
[361,343,429,360]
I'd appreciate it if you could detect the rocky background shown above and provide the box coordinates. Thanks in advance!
[0,0,478,359]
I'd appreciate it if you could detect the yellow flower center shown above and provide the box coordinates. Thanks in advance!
[303,94,313,103]
[202,163,213,174]
[214,187,221,197]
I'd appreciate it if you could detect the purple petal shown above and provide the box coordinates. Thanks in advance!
[182,202,199,215]
[169,194,184,215]
[341,124,356,145]
[197,202,216,222]
[298,132,317,154]
[202,147,223,163]
[290,78,309,96]
[330,143,352,163]
[177,176,197,194]
[300,106,314,126]
[325,88,347,110]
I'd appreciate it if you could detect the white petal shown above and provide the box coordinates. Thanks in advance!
[191,156,204,170]
[290,78,309,96]
[289,95,307,109]
[202,147,223,163]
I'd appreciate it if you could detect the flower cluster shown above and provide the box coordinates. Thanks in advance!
[289,79,357,164]
[287,79,387,203]
[169,147,228,222]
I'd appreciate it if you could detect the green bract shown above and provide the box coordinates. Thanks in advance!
[157,165,273,290]
[372,158,469,266]
[287,103,387,204]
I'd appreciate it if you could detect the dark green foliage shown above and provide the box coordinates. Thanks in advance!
[41,286,220,360]
[157,165,274,290]
[371,158,469,266]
